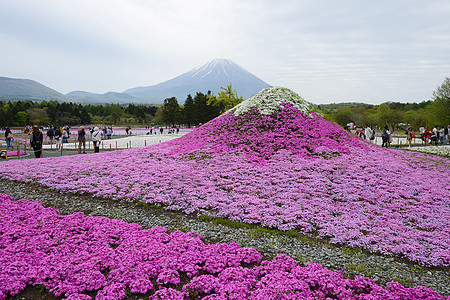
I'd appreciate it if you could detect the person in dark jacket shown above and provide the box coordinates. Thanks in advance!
[78,126,86,154]
[381,126,390,148]
[47,126,54,144]
[30,125,43,158]
[4,127,13,149]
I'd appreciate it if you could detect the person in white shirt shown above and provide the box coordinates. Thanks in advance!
[364,125,373,142]
[92,127,102,153]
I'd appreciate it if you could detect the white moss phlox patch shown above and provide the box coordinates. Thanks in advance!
[227,86,321,116]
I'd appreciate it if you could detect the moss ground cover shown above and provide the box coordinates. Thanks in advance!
[0,87,449,269]
[0,193,447,300]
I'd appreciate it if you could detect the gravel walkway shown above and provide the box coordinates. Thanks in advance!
[1,179,448,296]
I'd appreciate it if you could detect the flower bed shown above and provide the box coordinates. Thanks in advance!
[405,145,450,157]
[0,193,447,300]
[0,87,449,267]
[4,151,26,157]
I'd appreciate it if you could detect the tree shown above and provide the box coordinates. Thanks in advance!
[332,107,353,127]
[429,77,450,126]
[428,96,450,126]
[432,77,450,100]
[376,103,394,129]
[182,94,195,127]
[14,111,28,126]
[80,107,91,125]
[153,106,164,124]
[26,108,51,125]
[406,109,429,130]
[162,97,180,125]
[194,92,221,125]
[207,84,243,113]
[349,106,368,127]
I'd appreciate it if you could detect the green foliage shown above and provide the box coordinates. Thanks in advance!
[376,103,401,130]
[405,109,429,129]
[332,107,353,127]
[162,97,181,125]
[318,102,371,110]
[428,96,450,126]
[428,77,450,126]
[325,78,450,130]
[26,108,51,125]
[0,100,159,127]
[36,284,49,293]
[182,92,221,127]
[207,84,244,113]
[198,215,251,229]
[342,246,362,256]
[14,111,28,126]
[182,94,195,127]
[432,77,450,100]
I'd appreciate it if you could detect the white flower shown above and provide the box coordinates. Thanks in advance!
[225,86,321,117]
[405,145,450,157]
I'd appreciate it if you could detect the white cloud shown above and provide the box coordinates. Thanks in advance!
[0,0,449,103]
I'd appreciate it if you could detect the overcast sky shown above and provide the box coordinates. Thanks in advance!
[1,0,449,104]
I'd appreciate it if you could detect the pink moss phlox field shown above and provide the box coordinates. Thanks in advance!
[0,103,449,267]
[167,103,368,163]
[0,194,447,300]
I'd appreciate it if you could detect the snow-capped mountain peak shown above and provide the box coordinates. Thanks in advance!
[124,59,270,102]
[187,59,250,81]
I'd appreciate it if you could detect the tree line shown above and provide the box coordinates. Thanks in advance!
[321,78,450,131]
[1,79,448,131]
[0,85,242,128]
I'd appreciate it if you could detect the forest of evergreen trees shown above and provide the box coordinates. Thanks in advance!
[0,91,222,128]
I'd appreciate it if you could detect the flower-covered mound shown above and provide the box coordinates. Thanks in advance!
[229,86,322,116]
[168,102,366,163]
[0,194,447,300]
[0,87,449,267]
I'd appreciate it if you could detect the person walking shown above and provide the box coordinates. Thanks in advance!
[439,126,445,145]
[406,127,415,147]
[445,125,450,145]
[92,127,101,153]
[106,127,112,139]
[46,126,54,144]
[4,127,13,149]
[54,127,62,150]
[62,127,69,144]
[364,125,372,142]
[431,125,440,146]
[423,127,432,146]
[381,126,390,148]
[30,125,43,158]
[78,126,87,154]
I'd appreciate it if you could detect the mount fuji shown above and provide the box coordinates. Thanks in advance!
[124,59,270,103]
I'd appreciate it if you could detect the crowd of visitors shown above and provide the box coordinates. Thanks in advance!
[5,122,448,159]
[145,126,180,135]
[351,124,450,148]
[418,125,449,146]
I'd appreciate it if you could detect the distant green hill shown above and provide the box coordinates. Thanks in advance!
[0,76,71,102]
[317,102,372,110]
[66,90,140,104]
